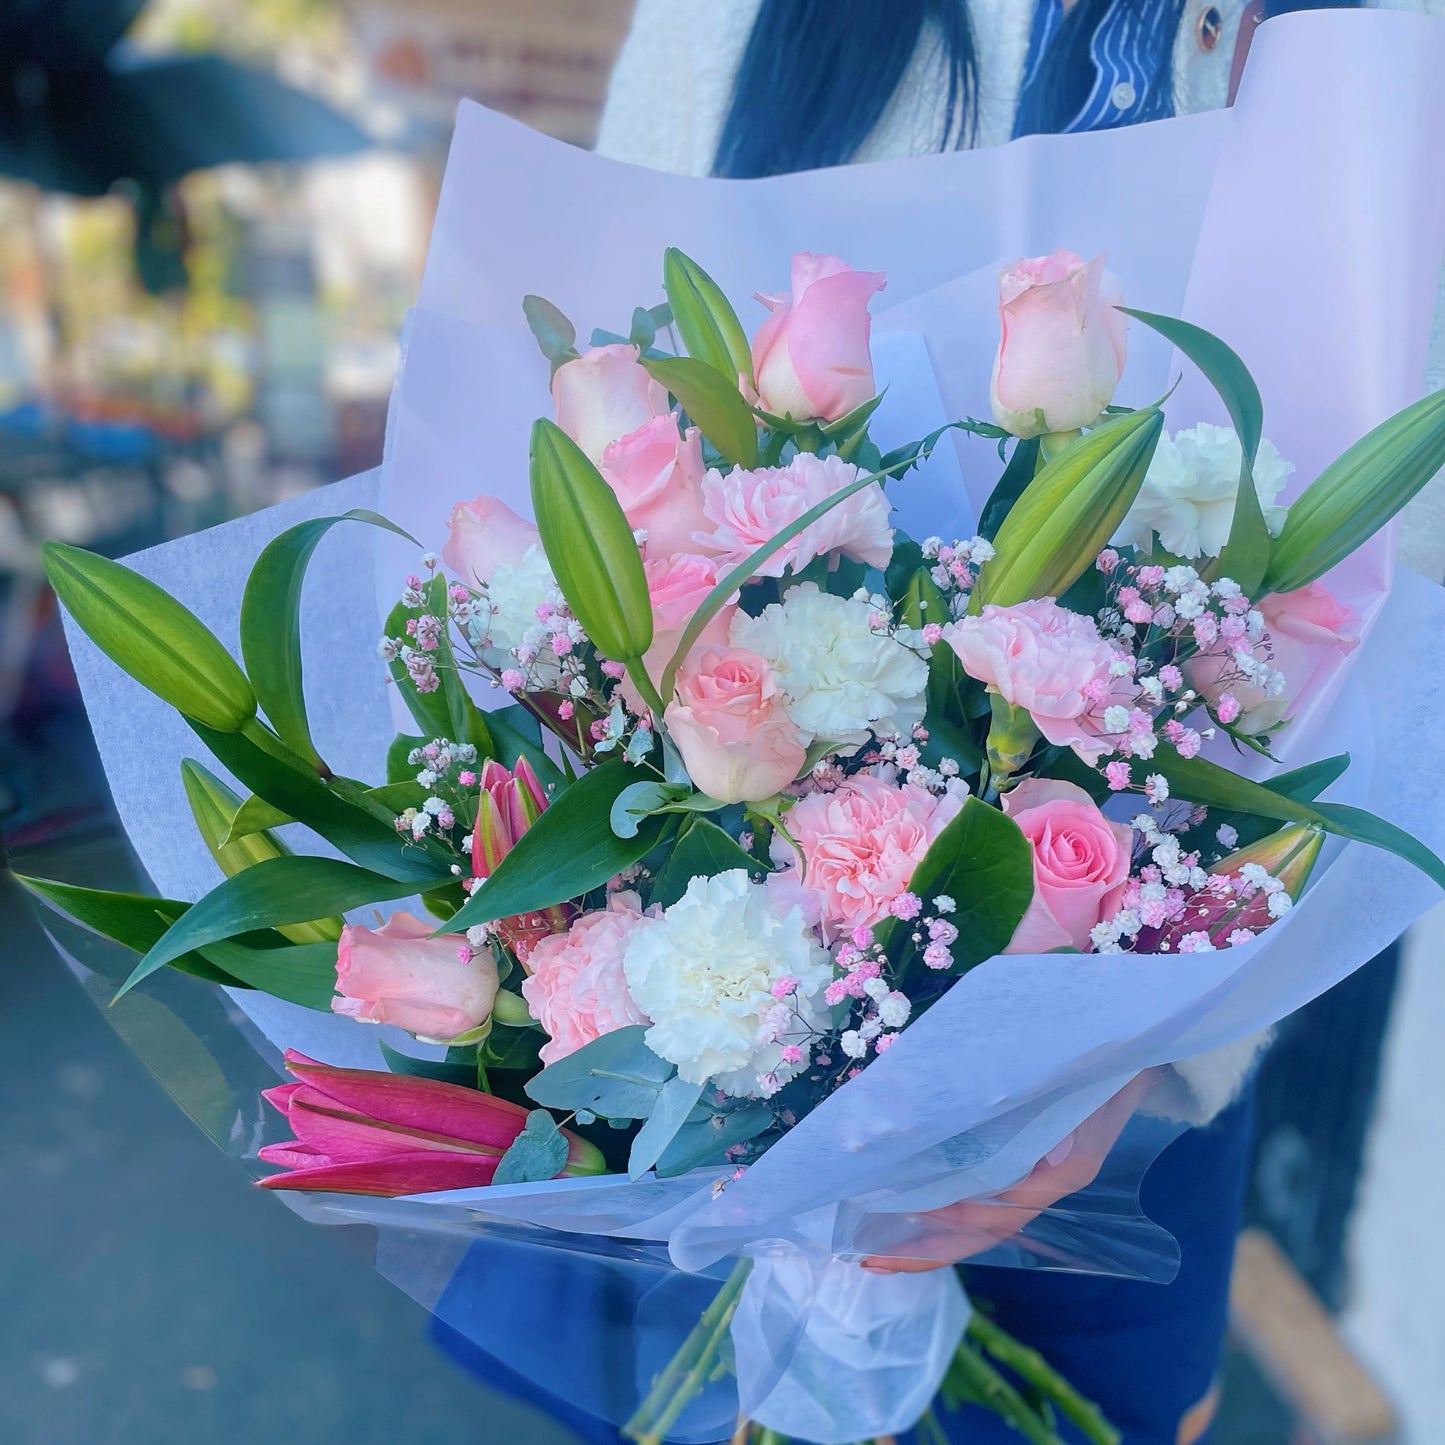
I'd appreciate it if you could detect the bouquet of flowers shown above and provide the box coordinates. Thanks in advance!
[24,231,1445,1443]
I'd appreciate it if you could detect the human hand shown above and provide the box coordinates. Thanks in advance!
[858,1072,1153,1274]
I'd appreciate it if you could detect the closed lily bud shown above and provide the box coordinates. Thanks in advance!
[973,405,1163,611]
[258,1050,604,1196]
[663,247,755,389]
[471,757,573,960]
[44,542,255,732]
[1264,386,1445,594]
[179,759,342,945]
[1138,823,1323,952]
[529,417,654,666]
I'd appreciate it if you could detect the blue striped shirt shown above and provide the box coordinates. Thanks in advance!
[1019,0,1182,133]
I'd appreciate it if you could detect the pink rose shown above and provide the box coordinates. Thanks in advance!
[751,253,887,423]
[1189,581,1359,734]
[1002,779,1132,954]
[664,646,806,804]
[600,415,709,558]
[442,495,541,589]
[552,343,668,464]
[333,911,498,1042]
[622,553,736,713]
[521,892,651,1066]
[943,599,1126,763]
[768,773,963,940]
[990,250,1127,438]
[698,452,893,577]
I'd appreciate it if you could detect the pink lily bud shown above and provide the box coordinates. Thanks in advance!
[470,756,573,961]
[1138,823,1323,952]
[258,1050,603,1197]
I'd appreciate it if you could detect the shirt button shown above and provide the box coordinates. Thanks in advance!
[1111,81,1137,110]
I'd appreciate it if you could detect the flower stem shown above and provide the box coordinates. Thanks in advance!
[623,1257,753,1445]
[966,1312,1121,1445]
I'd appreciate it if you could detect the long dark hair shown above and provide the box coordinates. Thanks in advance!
[714,0,1360,178]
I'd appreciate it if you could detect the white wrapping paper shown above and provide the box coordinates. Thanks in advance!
[58,11,1445,1441]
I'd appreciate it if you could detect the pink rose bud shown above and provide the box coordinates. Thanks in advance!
[258,1050,603,1196]
[751,253,886,423]
[1001,778,1133,954]
[664,646,807,804]
[989,250,1128,438]
[1188,580,1359,735]
[552,343,669,465]
[442,494,541,590]
[332,911,499,1042]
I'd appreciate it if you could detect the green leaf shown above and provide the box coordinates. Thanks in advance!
[880,796,1034,976]
[663,247,754,389]
[485,704,567,793]
[43,542,255,732]
[385,732,428,785]
[530,418,654,664]
[422,573,495,757]
[117,856,438,999]
[878,420,971,481]
[1263,386,1445,595]
[493,1109,570,1185]
[522,294,580,375]
[978,437,1041,541]
[181,759,343,945]
[628,1075,705,1180]
[221,792,294,844]
[820,391,886,462]
[17,876,242,987]
[482,1024,545,1073]
[196,937,338,1011]
[1150,750,1445,888]
[449,761,670,933]
[382,597,452,739]
[379,1040,481,1087]
[642,354,759,469]
[973,407,1164,610]
[648,817,758,910]
[656,1104,772,1177]
[240,510,417,770]
[190,720,451,884]
[1121,308,1269,592]
[525,1025,674,1118]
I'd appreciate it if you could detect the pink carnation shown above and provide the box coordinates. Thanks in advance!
[698,452,893,578]
[942,599,1129,763]
[520,893,651,1067]
[767,773,963,940]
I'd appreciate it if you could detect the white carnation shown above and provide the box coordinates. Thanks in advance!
[1113,423,1293,559]
[622,869,833,1096]
[731,582,928,749]
[482,545,562,684]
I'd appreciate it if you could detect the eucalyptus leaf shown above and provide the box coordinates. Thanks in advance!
[656,1104,773,1177]
[611,780,675,839]
[525,1025,674,1119]
[628,1075,706,1180]
[493,1110,570,1185]
[522,294,580,375]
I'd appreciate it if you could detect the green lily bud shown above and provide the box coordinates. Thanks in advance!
[529,418,654,666]
[1212,821,1324,897]
[663,247,755,389]
[1263,387,1445,595]
[180,759,342,944]
[972,406,1163,612]
[44,542,255,732]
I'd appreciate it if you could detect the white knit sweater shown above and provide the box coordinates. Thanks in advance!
[596,0,1445,1125]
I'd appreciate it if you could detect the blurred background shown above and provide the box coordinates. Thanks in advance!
[0,3,1439,1443]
